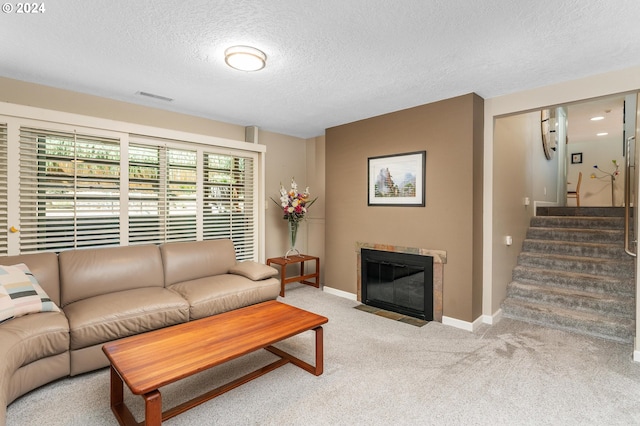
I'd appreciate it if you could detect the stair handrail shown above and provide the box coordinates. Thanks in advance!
[625,135,636,257]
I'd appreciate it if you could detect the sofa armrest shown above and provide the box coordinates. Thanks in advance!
[229,261,278,281]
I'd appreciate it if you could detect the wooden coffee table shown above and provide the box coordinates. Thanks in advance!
[102,300,328,425]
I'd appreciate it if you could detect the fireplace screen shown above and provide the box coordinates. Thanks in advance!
[361,249,433,320]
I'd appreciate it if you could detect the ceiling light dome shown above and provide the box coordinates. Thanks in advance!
[224,45,266,72]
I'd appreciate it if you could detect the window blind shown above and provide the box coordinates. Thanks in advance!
[19,127,121,252]
[129,144,197,244]
[0,124,7,256]
[14,124,259,258]
[203,152,255,260]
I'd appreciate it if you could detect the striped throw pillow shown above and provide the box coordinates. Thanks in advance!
[0,263,60,323]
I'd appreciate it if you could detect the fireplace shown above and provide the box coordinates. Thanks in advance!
[356,242,446,322]
[361,249,433,320]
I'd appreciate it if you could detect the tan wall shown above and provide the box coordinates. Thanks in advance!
[261,130,312,257]
[262,131,326,283]
[306,136,326,284]
[471,95,484,320]
[0,77,245,140]
[325,93,484,322]
[491,112,538,308]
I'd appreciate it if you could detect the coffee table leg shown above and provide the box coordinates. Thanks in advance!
[279,263,286,297]
[265,325,324,376]
[144,390,162,426]
[110,365,123,408]
[315,326,324,375]
[110,366,139,426]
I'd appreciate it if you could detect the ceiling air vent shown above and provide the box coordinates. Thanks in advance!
[136,91,174,102]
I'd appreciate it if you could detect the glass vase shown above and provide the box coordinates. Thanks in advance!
[285,220,301,259]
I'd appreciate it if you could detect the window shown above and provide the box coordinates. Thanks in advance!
[203,152,255,260]
[14,123,260,259]
[0,124,7,256]
[129,144,197,244]
[19,127,121,252]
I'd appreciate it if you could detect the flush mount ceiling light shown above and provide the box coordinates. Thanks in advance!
[590,116,605,121]
[224,45,266,72]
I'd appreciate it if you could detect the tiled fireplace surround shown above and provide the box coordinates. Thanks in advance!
[356,242,446,322]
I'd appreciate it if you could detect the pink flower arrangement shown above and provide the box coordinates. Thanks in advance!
[274,178,317,223]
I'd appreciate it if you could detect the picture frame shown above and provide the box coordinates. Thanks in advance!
[571,152,583,164]
[368,151,426,206]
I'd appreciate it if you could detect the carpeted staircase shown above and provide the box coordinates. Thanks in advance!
[501,207,636,343]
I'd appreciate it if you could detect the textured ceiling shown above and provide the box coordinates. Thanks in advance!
[1,0,640,138]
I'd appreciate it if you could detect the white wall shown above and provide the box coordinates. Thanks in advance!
[567,137,624,207]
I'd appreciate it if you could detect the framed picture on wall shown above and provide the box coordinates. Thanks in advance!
[368,151,426,206]
[571,153,583,164]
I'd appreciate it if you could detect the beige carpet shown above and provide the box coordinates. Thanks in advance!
[7,283,640,425]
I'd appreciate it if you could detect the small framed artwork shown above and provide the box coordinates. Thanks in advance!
[368,151,426,206]
[571,153,583,164]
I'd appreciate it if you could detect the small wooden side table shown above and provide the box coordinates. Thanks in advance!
[266,254,320,297]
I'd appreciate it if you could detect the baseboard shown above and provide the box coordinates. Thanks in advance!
[322,288,499,330]
[442,315,484,332]
[634,350,640,363]
[322,286,358,301]
[482,308,503,325]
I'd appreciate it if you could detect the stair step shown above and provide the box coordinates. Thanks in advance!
[517,252,634,279]
[530,215,624,230]
[502,298,635,343]
[507,281,635,318]
[512,265,635,296]
[505,208,636,343]
[536,207,625,217]
[526,227,624,244]
[521,239,628,259]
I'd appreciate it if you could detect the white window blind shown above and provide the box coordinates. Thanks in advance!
[203,151,255,260]
[19,127,121,252]
[129,144,197,244]
[0,124,7,256]
[12,122,260,257]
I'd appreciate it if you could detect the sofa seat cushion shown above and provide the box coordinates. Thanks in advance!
[168,274,280,320]
[63,287,189,350]
[0,311,69,371]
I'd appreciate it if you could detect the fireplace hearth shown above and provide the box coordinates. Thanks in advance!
[361,249,433,320]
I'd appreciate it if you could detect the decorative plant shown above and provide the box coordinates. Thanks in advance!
[273,178,317,223]
[272,178,318,258]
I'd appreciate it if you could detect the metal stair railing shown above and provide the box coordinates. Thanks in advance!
[624,135,636,257]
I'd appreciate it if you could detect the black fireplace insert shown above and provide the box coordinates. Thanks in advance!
[361,249,433,321]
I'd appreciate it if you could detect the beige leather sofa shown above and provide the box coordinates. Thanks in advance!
[0,239,280,425]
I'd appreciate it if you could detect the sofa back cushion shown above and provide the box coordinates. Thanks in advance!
[59,244,164,306]
[160,239,237,287]
[0,252,61,306]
